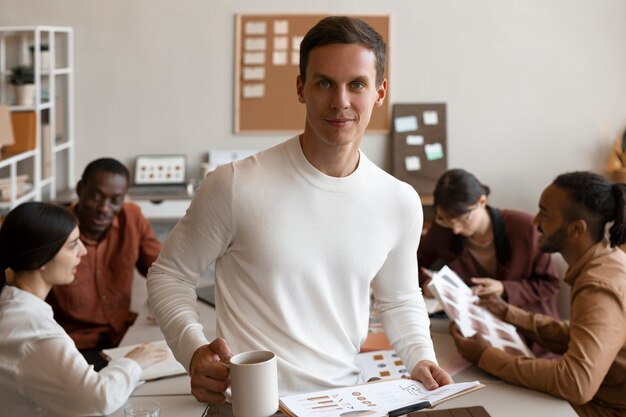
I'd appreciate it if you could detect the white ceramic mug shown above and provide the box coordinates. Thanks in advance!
[229,350,278,417]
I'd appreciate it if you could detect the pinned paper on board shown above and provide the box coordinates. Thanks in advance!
[245,37,266,51]
[406,135,424,146]
[243,67,265,81]
[292,36,304,51]
[243,84,265,99]
[291,51,300,66]
[394,115,418,133]
[423,110,439,125]
[404,156,421,172]
[272,51,287,65]
[245,21,267,35]
[273,36,288,50]
[274,20,289,35]
[243,52,265,65]
[425,143,444,161]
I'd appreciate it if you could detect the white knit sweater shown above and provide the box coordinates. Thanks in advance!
[147,136,436,396]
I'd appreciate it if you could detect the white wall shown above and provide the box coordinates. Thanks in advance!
[1,0,625,212]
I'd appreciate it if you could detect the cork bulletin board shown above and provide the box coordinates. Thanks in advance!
[391,103,447,196]
[234,14,390,133]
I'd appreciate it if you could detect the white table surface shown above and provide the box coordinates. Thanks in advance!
[107,276,576,416]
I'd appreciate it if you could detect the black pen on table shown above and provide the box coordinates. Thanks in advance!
[387,400,431,417]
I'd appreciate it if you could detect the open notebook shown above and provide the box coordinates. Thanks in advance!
[101,340,186,381]
[279,379,483,417]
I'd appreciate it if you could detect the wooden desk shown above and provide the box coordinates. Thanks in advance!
[106,277,576,416]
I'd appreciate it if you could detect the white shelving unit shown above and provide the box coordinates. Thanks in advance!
[0,26,74,211]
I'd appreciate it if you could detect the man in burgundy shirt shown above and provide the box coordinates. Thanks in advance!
[47,158,161,369]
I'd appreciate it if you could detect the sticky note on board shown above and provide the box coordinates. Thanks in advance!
[406,135,424,146]
[405,156,421,171]
[242,83,265,99]
[423,110,439,125]
[245,21,267,35]
[394,116,418,133]
[425,143,444,161]
[274,20,289,35]
[273,36,288,50]
[242,67,265,81]
[272,51,287,65]
[245,37,266,51]
[291,51,300,66]
[243,52,265,65]
[292,36,304,51]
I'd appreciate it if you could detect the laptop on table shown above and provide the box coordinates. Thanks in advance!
[128,154,189,197]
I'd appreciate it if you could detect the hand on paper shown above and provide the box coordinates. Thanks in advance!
[410,360,453,390]
[189,337,233,404]
[124,342,169,369]
[471,277,504,298]
[475,294,509,320]
[449,322,491,364]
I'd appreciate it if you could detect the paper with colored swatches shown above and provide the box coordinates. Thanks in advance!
[356,350,410,383]
[427,266,534,358]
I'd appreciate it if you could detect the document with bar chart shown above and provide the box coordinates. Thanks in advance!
[279,379,483,417]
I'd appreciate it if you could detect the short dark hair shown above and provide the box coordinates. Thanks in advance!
[433,169,490,215]
[80,158,130,184]
[553,171,626,247]
[299,16,386,86]
[0,202,77,290]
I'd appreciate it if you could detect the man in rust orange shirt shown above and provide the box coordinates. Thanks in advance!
[47,158,161,369]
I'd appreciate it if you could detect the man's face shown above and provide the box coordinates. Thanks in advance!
[533,184,570,254]
[76,171,127,240]
[296,43,386,151]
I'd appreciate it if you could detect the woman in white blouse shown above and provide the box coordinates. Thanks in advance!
[0,202,168,417]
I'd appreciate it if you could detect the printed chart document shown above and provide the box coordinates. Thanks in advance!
[279,379,483,417]
[428,266,534,357]
[101,340,186,381]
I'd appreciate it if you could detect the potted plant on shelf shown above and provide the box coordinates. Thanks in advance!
[9,65,35,106]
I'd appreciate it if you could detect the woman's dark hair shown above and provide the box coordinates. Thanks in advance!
[433,169,490,216]
[553,171,626,247]
[0,202,77,290]
[299,16,386,86]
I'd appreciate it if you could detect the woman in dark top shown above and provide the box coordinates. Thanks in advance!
[418,169,561,355]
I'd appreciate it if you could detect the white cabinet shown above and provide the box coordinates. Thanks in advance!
[0,26,74,211]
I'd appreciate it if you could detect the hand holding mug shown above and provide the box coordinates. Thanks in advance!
[189,338,233,404]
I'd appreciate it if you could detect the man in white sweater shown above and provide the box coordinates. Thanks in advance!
[147,16,452,404]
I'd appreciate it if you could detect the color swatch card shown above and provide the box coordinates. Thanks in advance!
[356,350,410,382]
[428,266,534,358]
